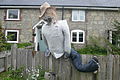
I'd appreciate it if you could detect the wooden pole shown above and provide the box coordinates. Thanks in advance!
[11,44,17,70]
[5,51,9,71]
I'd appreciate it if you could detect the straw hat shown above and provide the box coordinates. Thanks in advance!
[39,2,51,18]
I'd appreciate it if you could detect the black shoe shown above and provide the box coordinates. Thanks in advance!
[92,56,99,63]
[49,72,56,76]
[92,56,100,74]
[93,64,100,74]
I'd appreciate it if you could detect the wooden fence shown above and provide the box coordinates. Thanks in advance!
[0,44,120,80]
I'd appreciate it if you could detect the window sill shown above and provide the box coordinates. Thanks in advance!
[5,19,20,21]
[71,42,85,44]
[7,41,19,43]
[72,20,85,22]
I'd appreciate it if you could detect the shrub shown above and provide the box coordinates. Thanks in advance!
[17,43,32,48]
[0,22,6,52]
[77,45,107,55]
[109,20,120,55]
[77,36,107,55]
[0,66,45,80]
[0,67,24,80]
[0,22,13,52]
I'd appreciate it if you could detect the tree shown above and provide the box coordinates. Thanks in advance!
[113,20,120,31]
[113,20,120,47]
[0,22,6,52]
[108,20,120,54]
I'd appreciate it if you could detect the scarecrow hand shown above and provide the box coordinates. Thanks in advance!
[37,21,45,29]
[64,52,70,59]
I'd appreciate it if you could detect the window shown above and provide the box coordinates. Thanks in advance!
[6,9,20,20]
[72,10,85,21]
[71,30,85,43]
[108,30,120,47]
[5,30,19,43]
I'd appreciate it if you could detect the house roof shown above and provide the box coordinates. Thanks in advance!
[0,0,120,8]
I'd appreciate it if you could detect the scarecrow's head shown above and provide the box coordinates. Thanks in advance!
[39,2,57,24]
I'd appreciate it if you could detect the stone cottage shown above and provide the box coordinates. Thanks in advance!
[0,0,120,51]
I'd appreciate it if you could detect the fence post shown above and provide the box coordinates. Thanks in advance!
[5,51,9,71]
[32,51,36,73]
[106,54,114,80]
[11,44,17,70]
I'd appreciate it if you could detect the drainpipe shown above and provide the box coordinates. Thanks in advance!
[62,6,64,20]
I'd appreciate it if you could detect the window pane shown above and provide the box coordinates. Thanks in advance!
[72,32,77,42]
[8,9,18,19]
[79,32,83,38]
[79,38,83,42]
[79,11,85,21]
[73,15,77,20]
[7,32,17,41]
[79,32,83,42]
[112,31,117,45]
[80,16,84,20]
[72,10,79,20]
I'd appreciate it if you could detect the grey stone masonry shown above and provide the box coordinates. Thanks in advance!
[0,8,120,49]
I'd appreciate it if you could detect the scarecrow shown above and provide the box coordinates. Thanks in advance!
[39,2,100,79]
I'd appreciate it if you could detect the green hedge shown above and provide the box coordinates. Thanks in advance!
[77,45,107,55]
[17,43,32,48]
[0,43,32,52]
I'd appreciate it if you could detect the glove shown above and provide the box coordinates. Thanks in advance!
[64,52,70,59]
[45,48,50,57]
[36,20,45,29]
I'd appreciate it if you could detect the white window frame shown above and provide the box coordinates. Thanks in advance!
[109,30,112,43]
[71,30,85,44]
[5,30,19,43]
[118,38,120,47]
[72,10,85,22]
[6,9,20,20]
[108,30,120,47]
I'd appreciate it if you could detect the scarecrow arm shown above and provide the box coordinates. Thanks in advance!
[62,20,71,54]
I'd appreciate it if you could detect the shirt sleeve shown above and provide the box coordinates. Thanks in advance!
[62,20,71,54]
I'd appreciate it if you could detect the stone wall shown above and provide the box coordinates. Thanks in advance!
[0,9,40,42]
[0,8,120,49]
[63,9,120,49]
